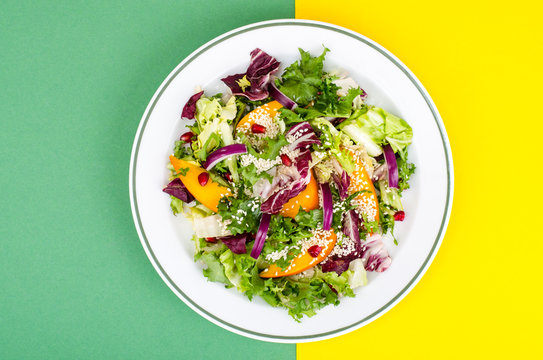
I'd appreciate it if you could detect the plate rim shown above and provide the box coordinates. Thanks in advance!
[129,18,454,343]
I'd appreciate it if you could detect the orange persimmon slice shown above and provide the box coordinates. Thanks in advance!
[169,156,231,213]
[259,230,337,278]
[347,150,379,223]
[279,170,319,218]
[235,100,283,131]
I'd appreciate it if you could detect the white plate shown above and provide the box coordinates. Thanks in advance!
[129,19,453,343]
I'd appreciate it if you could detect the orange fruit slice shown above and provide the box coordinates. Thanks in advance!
[259,230,337,278]
[279,170,319,218]
[236,100,283,131]
[347,150,379,223]
[169,156,231,212]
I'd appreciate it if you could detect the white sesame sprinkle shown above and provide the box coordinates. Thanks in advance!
[238,105,280,140]
[240,153,281,173]
[330,231,357,257]
[347,151,378,221]
[279,146,300,160]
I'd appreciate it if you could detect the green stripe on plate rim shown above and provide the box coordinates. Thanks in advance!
[130,19,453,342]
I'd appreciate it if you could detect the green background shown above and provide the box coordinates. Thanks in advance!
[0,1,295,358]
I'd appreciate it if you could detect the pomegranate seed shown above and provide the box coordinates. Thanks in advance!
[180,131,194,143]
[280,154,292,166]
[251,123,266,134]
[198,172,209,186]
[224,172,232,182]
[205,237,217,242]
[394,211,405,221]
[308,245,322,257]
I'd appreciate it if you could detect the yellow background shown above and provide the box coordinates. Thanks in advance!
[296,0,542,358]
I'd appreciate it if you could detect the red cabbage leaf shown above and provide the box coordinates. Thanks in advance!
[221,49,280,101]
[260,150,312,214]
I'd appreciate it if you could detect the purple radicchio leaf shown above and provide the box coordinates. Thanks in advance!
[332,171,351,200]
[342,210,360,249]
[295,149,312,179]
[321,210,362,275]
[217,233,248,254]
[322,215,394,275]
[221,73,248,96]
[162,178,194,203]
[321,258,351,274]
[246,49,280,88]
[286,122,321,151]
[286,121,315,138]
[361,234,392,272]
[181,91,204,119]
[221,48,280,101]
[322,233,392,275]
[260,150,312,214]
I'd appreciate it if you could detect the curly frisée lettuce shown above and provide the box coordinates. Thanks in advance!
[164,47,415,321]
[277,47,329,106]
[194,238,355,321]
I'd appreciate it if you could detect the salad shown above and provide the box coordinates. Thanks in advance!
[163,47,415,321]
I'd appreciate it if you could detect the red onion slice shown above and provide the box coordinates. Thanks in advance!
[383,144,398,188]
[250,213,271,259]
[320,182,333,230]
[203,144,247,170]
[268,81,297,110]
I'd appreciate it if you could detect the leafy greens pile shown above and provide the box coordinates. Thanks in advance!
[164,47,415,321]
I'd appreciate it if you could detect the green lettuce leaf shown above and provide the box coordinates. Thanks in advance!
[220,250,265,300]
[220,96,237,122]
[383,110,413,155]
[314,80,363,118]
[193,96,239,168]
[239,163,272,188]
[294,208,323,228]
[311,117,355,173]
[278,47,329,106]
[195,97,222,126]
[261,215,309,270]
[397,155,416,192]
[339,106,413,156]
[260,268,354,321]
[277,107,304,126]
[200,252,232,286]
[219,250,242,289]
[378,179,403,211]
[217,195,261,235]
[169,196,183,215]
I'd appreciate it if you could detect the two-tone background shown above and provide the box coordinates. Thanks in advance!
[1,1,541,358]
